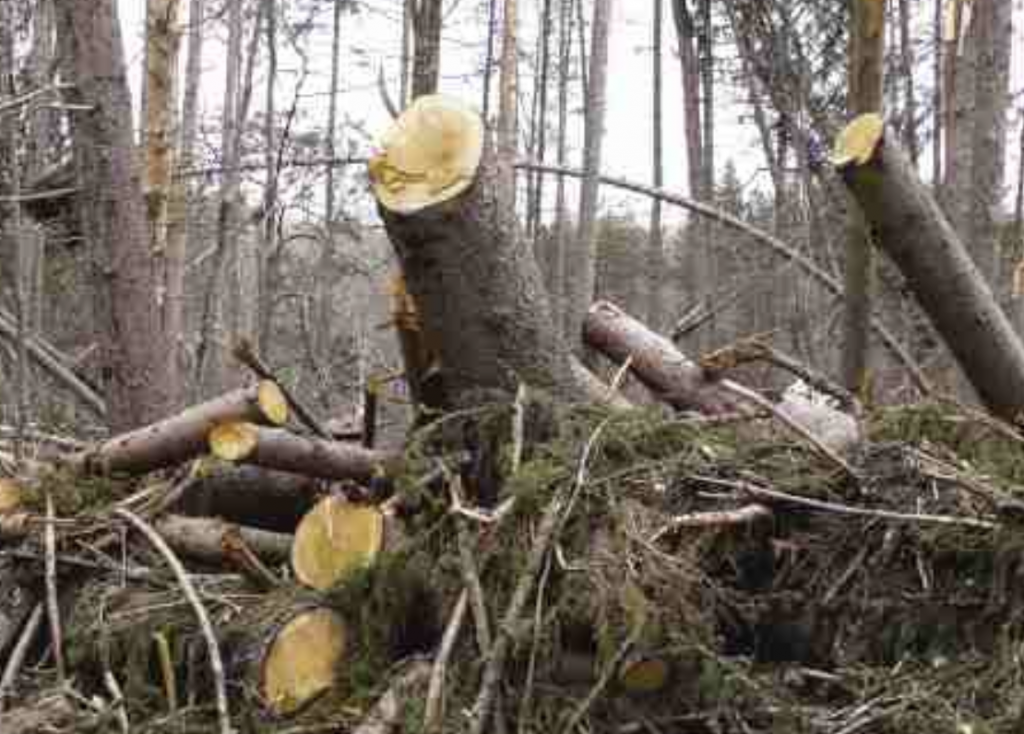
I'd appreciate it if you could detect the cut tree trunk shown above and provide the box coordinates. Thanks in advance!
[155,514,292,564]
[291,496,398,591]
[175,463,324,532]
[68,380,288,475]
[369,94,621,410]
[583,300,738,413]
[208,422,397,482]
[835,115,1024,422]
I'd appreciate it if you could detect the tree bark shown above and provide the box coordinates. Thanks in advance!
[836,116,1024,422]
[567,0,613,351]
[55,0,173,430]
[155,514,292,564]
[371,96,618,408]
[584,300,737,413]
[70,380,288,475]
[209,422,397,482]
[497,0,519,201]
[842,0,884,396]
[411,0,443,98]
[647,0,664,330]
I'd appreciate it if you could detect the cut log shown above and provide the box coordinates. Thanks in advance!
[0,477,23,514]
[369,94,622,410]
[154,514,292,564]
[66,578,347,718]
[292,496,393,591]
[176,463,324,532]
[232,602,348,717]
[68,380,289,475]
[583,300,738,414]
[208,422,397,482]
[834,114,1024,422]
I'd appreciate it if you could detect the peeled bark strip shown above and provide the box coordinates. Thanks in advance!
[369,94,611,408]
[835,115,1024,422]
[155,514,292,564]
[209,422,396,482]
[583,300,737,413]
[292,496,392,591]
[70,380,288,475]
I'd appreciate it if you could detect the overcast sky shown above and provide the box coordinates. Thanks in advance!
[115,0,1024,225]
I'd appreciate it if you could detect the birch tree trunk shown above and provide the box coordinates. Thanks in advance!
[56,0,173,430]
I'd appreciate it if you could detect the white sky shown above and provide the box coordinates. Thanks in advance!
[116,0,1024,225]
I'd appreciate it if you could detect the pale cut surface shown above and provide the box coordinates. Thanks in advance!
[369,94,484,214]
[208,421,260,461]
[832,113,884,168]
[261,608,347,715]
[256,380,289,426]
[292,496,385,590]
[0,478,22,514]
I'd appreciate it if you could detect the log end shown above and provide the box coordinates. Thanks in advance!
[261,607,348,716]
[368,94,483,214]
[618,655,670,695]
[832,113,884,168]
[292,496,385,591]
[209,421,260,462]
[257,380,290,426]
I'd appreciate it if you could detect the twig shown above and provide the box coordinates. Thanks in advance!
[424,591,468,731]
[692,475,999,530]
[560,630,641,734]
[154,631,179,713]
[0,603,44,709]
[718,379,858,477]
[44,490,66,686]
[352,662,432,734]
[702,337,859,413]
[468,420,609,734]
[115,509,233,734]
[103,671,129,734]
[232,338,331,438]
[516,556,552,734]
[648,503,773,543]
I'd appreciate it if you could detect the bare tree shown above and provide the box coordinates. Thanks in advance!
[56,0,173,430]
[647,0,665,331]
[567,0,613,351]
[497,0,519,200]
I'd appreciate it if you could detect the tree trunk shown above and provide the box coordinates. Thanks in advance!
[836,115,1024,422]
[370,96,618,409]
[647,0,664,330]
[411,0,443,99]
[166,0,205,408]
[567,0,613,351]
[497,0,519,201]
[671,0,703,201]
[209,422,398,482]
[584,301,737,413]
[70,380,288,475]
[55,0,173,430]
[842,0,884,396]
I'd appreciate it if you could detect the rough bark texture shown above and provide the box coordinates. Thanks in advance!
[377,138,604,407]
[56,0,173,430]
[212,424,397,482]
[411,0,443,98]
[70,381,286,475]
[155,514,292,564]
[837,120,1024,422]
[175,463,324,532]
[842,0,884,395]
[584,301,737,413]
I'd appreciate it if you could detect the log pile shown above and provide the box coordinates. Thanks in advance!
[3,100,1024,734]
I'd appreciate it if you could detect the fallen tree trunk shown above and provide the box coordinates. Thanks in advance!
[834,114,1024,422]
[67,380,288,475]
[583,300,739,413]
[369,94,623,410]
[208,423,397,482]
[154,514,292,565]
[175,463,324,532]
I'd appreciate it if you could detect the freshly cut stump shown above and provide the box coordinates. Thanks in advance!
[292,496,386,591]
[259,607,347,716]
